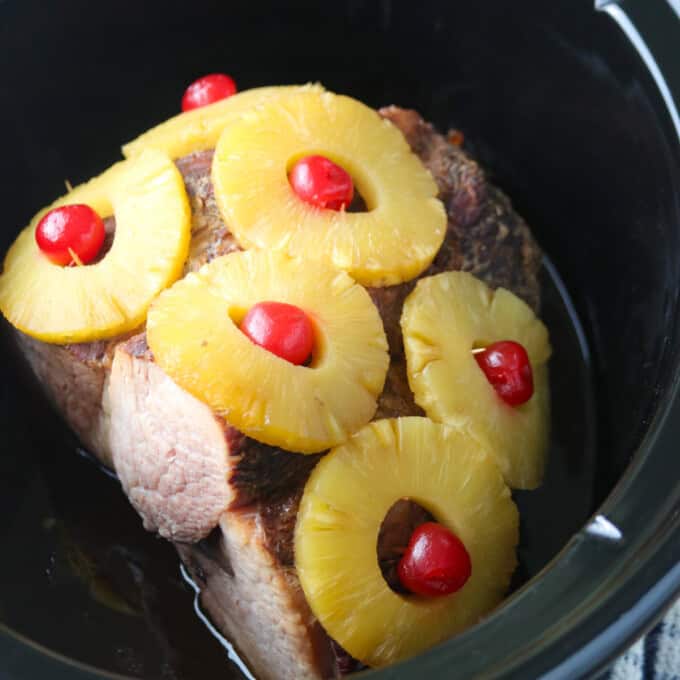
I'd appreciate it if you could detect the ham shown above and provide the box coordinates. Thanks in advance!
[14,107,542,679]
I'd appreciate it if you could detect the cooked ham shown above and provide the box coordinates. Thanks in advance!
[177,510,335,680]
[14,107,542,680]
[108,333,319,542]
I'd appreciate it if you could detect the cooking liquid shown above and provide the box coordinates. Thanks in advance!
[0,258,596,679]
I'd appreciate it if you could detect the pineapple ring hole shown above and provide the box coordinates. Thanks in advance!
[227,303,328,368]
[286,151,375,212]
[91,216,116,264]
[376,498,435,595]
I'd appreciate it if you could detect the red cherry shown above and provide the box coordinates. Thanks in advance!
[289,155,354,210]
[397,522,472,597]
[181,73,237,112]
[474,340,534,407]
[35,204,106,266]
[240,301,314,365]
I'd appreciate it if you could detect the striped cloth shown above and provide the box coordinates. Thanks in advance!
[607,600,680,679]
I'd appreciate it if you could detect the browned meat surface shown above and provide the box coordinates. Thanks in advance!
[380,107,541,313]
[175,150,241,272]
[14,106,543,680]
[371,107,541,356]
[375,357,423,419]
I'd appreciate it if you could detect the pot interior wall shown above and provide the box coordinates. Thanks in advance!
[0,1,678,678]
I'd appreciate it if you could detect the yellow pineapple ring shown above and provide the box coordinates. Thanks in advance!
[211,90,447,287]
[146,249,389,453]
[401,271,551,489]
[295,417,519,667]
[0,150,191,343]
[122,83,324,159]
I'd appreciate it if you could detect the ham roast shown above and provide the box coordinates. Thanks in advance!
[14,107,542,680]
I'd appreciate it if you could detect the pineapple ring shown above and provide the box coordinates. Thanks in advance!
[211,90,447,287]
[295,417,519,668]
[401,271,551,489]
[146,249,389,453]
[0,150,191,343]
[122,83,324,159]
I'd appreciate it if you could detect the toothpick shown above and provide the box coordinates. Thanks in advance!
[68,248,84,267]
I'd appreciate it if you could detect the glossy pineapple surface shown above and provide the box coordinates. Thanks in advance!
[401,271,551,489]
[146,249,389,453]
[0,150,191,343]
[211,89,446,286]
[295,416,519,667]
[123,84,324,159]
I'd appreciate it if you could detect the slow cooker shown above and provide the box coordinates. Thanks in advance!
[1,0,679,678]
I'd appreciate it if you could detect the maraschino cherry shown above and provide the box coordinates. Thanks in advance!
[397,522,472,597]
[240,301,314,366]
[474,340,534,407]
[181,73,237,111]
[289,155,354,210]
[35,204,105,266]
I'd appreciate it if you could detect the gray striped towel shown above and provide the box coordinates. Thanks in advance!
[608,600,680,679]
